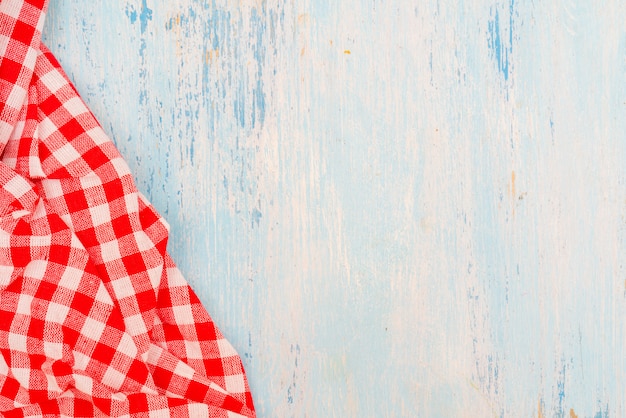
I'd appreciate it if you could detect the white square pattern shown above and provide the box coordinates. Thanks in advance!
[100,239,122,263]
[80,316,106,343]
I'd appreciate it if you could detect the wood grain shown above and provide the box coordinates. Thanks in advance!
[43,1,626,416]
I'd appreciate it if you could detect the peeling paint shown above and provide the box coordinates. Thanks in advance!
[487,1,516,81]
[139,0,153,34]
[42,0,626,416]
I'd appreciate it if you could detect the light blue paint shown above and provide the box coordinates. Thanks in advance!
[42,0,626,417]
[126,5,137,24]
[250,208,262,229]
[488,1,516,82]
[488,8,509,80]
[139,0,153,34]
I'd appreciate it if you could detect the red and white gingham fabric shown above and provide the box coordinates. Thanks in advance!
[0,1,255,416]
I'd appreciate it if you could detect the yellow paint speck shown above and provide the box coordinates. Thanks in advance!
[570,409,578,418]
[205,49,219,63]
[344,50,351,54]
[510,170,516,198]
[538,399,544,418]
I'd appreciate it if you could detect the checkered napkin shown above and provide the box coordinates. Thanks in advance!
[0,1,255,416]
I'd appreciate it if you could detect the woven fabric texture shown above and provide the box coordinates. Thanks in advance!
[0,1,255,416]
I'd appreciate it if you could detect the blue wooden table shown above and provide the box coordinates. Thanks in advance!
[43,1,626,416]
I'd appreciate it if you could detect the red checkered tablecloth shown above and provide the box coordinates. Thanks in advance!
[0,1,255,416]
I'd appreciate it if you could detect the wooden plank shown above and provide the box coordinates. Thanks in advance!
[43,1,626,416]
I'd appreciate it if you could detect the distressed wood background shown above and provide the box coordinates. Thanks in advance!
[42,1,626,417]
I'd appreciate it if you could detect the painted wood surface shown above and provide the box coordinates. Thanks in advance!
[42,1,626,417]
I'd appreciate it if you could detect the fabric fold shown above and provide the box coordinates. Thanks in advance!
[0,1,255,416]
